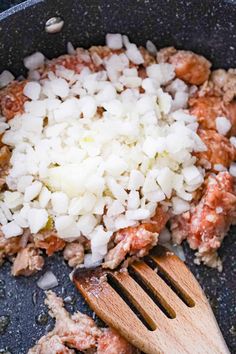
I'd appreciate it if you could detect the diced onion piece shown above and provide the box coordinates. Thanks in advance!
[229,162,236,177]
[50,78,69,98]
[146,40,157,55]
[51,192,69,214]
[126,44,144,64]
[23,82,41,100]
[24,181,42,202]
[27,208,48,233]
[128,170,145,190]
[55,215,80,240]
[182,166,204,185]
[0,70,14,88]
[1,221,23,238]
[106,33,123,49]
[37,271,58,290]
[216,116,231,136]
[172,197,190,215]
[24,52,45,70]
[126,208,150,221]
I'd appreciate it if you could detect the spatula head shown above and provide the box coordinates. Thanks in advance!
[74,246,229,354]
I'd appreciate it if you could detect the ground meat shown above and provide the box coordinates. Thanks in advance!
[28,334,75,354]
[97,328,138,354]
[0,145,11,189]
[63,242,84,267]
[201,68,236,103]
[0,231,21,265]
[0,145,11,167]
[171,172,236,269]
[169,50,211,85]
[0,81,28,120]
[34,231,66,256]
[224,100,236,135]
[103,207,169,269]
[189,95,236,135]
[28,291,138,354]
[44,291,102,351]
[47,52,96,75]
[89,46,124,60]
[195,129,236,171]
[11,243,44,276]
[139,47,156,67]
[156,46,177,63]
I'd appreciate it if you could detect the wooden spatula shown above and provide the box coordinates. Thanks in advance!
[74,246,230,354]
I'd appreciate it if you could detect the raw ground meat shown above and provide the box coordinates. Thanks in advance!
[34,230,66,256]
[0,80,28,120]
[195,129,236,171]
[63,241,84,267]
[0,230,21,265]
[11,243,44,276]
[28,291,139,354]
[103,206,169,269]
[171,171,236,270]
[199,68,236,104]
[189,95,236,135]
[0,145,11,189]
[169,50,211,85]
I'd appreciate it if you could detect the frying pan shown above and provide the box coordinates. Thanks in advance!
[0,1,236,353]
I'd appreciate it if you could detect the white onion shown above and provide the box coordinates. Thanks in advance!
[1,221,23,238]
[230,136,236,148]
[172,197,190,215]
[24,181,42,202]
[51,192,69,214]
[146,40,157,55]
[126,208,150,221]
[229,162,236,177]
[27,208,48,233]
[126,44,144,65]
[37,271,58,290]
[23,52,45,70]
[214,164,227,172]
[147,63,175,85]
[67,41,76,55]
[0,70,14,88]
[50,78,69,98]
[106,33,123,50]
[23,82,41,100]
[216,116,231,136]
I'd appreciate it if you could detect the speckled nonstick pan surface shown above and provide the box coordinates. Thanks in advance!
[0,1,236,353]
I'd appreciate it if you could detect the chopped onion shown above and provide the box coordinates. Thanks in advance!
[0,70,14,88]
[24,52,45,70]
[216,116,231,136]
[106,33,123,50]
[146,40,157,55]
[37,271,58,290]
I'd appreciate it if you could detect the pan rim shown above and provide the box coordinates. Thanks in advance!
[0,0,43,21]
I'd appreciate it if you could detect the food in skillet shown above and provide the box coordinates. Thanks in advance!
[28,290,139,354]
[0,33,236,284]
